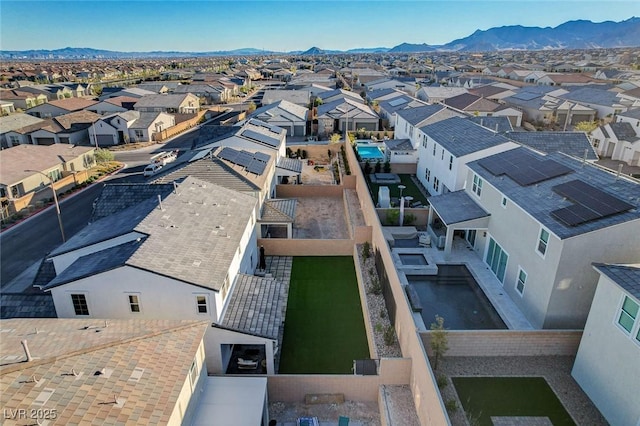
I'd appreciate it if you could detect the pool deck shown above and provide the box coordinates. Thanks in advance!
[397,237,533,330]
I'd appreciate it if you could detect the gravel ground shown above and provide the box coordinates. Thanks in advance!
[269,400,381,425]
[356,244,402,358]
[293,197,349,239]
[381,385,421,426]
[436,356,608,426]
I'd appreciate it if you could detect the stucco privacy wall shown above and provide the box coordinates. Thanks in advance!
[267,358,412,402]
[420,330,582,357]
[275,184,344,198]
[345,141,450,425]
[257,238,354,256]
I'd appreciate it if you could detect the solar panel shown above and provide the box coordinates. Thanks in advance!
[478,149,573,186]
[512,91,540,101]
[217,147,239,163]
[551,205,601,226]
[234,150,254,167]
[388,97,408,107]
[253,151,270,163]
[241,129,279,147]
[245,159,267,175]
[552,180,634,220]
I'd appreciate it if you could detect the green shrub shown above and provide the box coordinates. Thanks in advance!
[436,375,448,389]
[383,325,395,346]
[369,277,382,295]
[404,213,416,226]
[361,241,370,259]
[444,399,457,413]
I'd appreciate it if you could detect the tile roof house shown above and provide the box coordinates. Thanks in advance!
[394,104,464,143]
[133,93,199,114]
[0,318,210,425]
[25,98,99,119]
[0,144,95,214]
[590,121,640,166]
[316,98,379,136]
[0,89,48,110]
[245,100,308,137]
[443,93,523,127]
[0,113,45,147]
[40,177,260,325]
[572,263,640,426]
[416,117,519,195]
[27,110,102,146]
[428,146,640,329]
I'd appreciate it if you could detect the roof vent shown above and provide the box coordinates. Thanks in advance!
[193,260,201,267]
[21,340,33,362]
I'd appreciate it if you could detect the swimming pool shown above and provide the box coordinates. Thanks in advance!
[407,265,506,330]
[357,145,385,160]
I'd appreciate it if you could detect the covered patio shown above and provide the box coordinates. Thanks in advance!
[260,198,297,238]
[426,190,490,258]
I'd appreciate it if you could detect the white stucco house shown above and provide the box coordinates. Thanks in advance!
[41,177,259,323]
[244,99,308,137]
[427,147,640,329]
[572,263,640,426]
[394,104,463,142]
[590,121,640,165]
[416,117,519,195]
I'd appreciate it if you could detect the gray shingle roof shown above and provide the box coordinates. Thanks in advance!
[384,139,414,151]
[593,263,640,299]
[45,239,145,289]
[0,293,57,319]
[620,109,640,120]
[428,190,490,225]
[220,273,287,340]
[506,131,598,160]
[91,183,174,220]
[468,116,513,133]
[560,87,622,106]
[421,116,512,157]
[609,122,637,141]
[128,177,258,291]
[468,147,640,239]
[155,152,270,193]
[396,104,445,125]
[261,199,297,222]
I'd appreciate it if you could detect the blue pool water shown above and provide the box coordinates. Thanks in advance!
[357,145,385,160]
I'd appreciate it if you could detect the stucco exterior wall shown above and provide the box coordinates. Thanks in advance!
[572,275,640,426]
[50,266,219,320]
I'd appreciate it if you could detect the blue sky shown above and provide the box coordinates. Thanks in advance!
[1,1,639,52]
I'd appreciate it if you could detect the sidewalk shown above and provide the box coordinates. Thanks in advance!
[0,162,124,236]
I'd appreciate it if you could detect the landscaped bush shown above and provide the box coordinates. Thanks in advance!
[383,325,395,346]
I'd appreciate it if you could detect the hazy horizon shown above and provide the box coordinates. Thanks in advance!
[1,1,639,52]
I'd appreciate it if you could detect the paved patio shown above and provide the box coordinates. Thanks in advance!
[396,236,533,330]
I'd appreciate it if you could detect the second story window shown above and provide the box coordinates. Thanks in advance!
[71,294,89,316]
[196,295,208,314]
[128,294,141,313]
[449,155,453,170]
[537,228,550,256]
[432,143,436,156]
[618,295,638,335]
[472,174,483,197]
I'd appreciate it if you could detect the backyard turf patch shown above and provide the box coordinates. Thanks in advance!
[452,376,575,426]
[279,256,370,374]
[367,174,429,205]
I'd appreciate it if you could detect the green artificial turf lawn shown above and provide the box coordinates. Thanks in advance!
[367,174,429,205]
[279,256,370,374]
[452,377,576,426]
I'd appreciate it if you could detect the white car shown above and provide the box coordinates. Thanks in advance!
[143,163,163,177]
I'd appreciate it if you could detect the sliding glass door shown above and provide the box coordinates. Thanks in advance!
[486,237,508,283]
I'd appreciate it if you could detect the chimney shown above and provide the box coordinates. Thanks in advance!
[21,340,33,362]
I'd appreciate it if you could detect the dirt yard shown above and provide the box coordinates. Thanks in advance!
[293,196,349,239]
[269,400,381,426]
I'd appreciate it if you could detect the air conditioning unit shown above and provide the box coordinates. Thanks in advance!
[437,235,446,249]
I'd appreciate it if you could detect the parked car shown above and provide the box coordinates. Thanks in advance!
[143,163,163,177]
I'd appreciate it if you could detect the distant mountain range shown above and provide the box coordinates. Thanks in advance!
[2,17,638,59]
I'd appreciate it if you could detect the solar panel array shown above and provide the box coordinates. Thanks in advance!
[511,91,540,101]
[241,129,279,148]
[388,97,408,107]
[216,147,269,175]
[551,180,634,226]
[478,149,573,186]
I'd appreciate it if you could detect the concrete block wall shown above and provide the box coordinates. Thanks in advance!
[267,358,412,402]
[345,140,450,425]
[420,330,583,357]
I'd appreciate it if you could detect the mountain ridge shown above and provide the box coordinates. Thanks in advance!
[2,17,638,58]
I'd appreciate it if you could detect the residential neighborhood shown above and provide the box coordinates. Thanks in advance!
[1,14,640,426]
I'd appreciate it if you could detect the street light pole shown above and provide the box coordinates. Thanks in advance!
[25,169,65,243]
